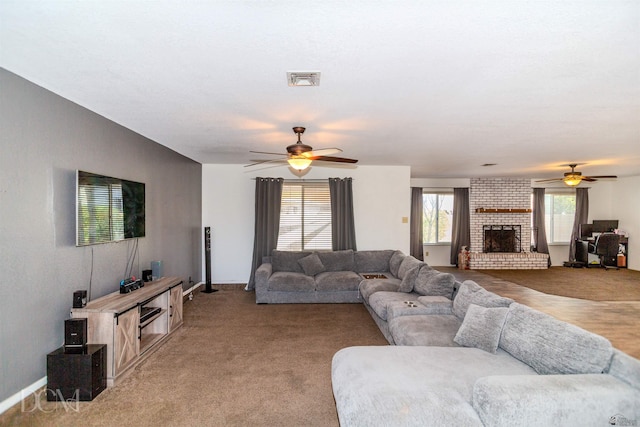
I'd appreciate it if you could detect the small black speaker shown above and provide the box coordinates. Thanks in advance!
[73,290,87,308]
[65,318,87,348]
[142,269,153,282]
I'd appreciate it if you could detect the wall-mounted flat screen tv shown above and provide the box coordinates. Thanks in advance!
[76,170,145,246]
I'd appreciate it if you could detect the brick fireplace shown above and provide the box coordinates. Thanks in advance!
[468,178,548,269]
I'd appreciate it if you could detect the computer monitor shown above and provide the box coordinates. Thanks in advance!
[579,223,594,239]
[592,220,619,233]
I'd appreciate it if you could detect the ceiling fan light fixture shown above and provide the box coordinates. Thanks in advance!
[288,156,312,171]
[287,71,321,87]
[563,175,582,187]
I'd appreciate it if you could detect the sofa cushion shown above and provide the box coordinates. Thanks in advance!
[297,253,326,276]
[368,291,421,321]
[267,272,315,291]
[317,249,355,272]
[417,296,454,314]
[398,265,422,292]
[454,304,509,354]
[332,346,536,427]
[315,271,362,292]
[389,250,406,277]
[397,255,424,280]
[413,268,456,298]
[271,250,311,273]
[452,280,513,320]
[389,314,462,346]
[473,374,640,427]
[354,250,395,273]
[607,349,640,390]
[359,279,402,303]
[499,302,614,375]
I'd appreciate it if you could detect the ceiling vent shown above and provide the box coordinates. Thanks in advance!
[287,71,321,87]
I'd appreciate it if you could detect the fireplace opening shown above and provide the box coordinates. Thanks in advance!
[483,225,521,253]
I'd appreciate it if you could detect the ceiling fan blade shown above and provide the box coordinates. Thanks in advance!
[308,155,358,164]
[302,148,342,158]
[244,158,287,167]
[581,177,597,182]
[249,150,286,156]
[585,175,617,179]
[534,178,564,183]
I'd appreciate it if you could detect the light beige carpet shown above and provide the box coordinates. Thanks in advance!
[1,286,387,427]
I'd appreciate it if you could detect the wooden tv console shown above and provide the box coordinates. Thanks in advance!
[71,277,183,387]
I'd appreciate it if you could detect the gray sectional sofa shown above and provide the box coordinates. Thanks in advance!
[255,249,640,425]
[333,278,640,426]
[255,249,408,304]
[254,248,456,305]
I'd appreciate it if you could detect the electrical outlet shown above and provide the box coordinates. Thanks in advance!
[424,251,429,257]
[402,216,408,223]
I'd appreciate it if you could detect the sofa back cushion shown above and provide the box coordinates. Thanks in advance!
[397,256,424,280]
[499,302,613,375]
[354,250,395,273]
[607,349,640,390]
[317,249,355,272]
[413,268,456,298]
[389,251,406,278]
[452,280,513,320]
[272,250,312,273]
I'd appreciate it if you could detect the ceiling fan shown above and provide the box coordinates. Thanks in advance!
[246,127,358,171]
[535,164,617,187]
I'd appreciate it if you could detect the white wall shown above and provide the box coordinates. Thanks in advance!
[610,176,640,270]
[202,164,411,283]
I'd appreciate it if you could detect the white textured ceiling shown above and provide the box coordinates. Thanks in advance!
[1,1,639,179]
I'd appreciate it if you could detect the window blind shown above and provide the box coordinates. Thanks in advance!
[77,182,124,245]
[277,181,332,251]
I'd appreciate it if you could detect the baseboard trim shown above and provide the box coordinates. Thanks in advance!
[0,376,47,415]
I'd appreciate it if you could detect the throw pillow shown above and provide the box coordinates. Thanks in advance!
[454,304,509,354]
[398,265,422,292]
[298,253,326,276]
[413,268,455,298]
[452,280,513,320]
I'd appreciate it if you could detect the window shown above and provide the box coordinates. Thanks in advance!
[277,181,332,251]
[422,192,453,244]
[544,192,576,243]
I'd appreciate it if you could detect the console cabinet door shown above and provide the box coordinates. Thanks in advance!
[169,286,183,332]
[114,308,139,374]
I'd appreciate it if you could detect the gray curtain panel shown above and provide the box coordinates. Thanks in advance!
[532,188,551,266]
[247,177,283,290]
[569,187,589,262]
[329,177,357,251]
[450,187,471,265]
[410,187,424,260]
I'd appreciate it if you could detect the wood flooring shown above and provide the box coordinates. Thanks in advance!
[439,268,640,359]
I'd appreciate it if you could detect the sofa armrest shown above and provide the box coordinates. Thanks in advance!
[255,263,273,290]
[473,374,640,426]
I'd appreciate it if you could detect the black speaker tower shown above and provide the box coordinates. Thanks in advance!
[202,226,218,293]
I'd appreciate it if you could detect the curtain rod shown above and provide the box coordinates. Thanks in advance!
[250,178,354,182]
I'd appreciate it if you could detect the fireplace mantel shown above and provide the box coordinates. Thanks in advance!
[475,208,532,213]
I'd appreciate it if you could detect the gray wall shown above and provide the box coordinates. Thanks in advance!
[0,68,202,403]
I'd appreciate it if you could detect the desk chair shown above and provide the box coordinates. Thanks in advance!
[592,233,621,270]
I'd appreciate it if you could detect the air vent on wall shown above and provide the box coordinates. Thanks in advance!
[287,71,321,86]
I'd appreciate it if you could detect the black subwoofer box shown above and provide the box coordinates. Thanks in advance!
[47,344,106,401]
